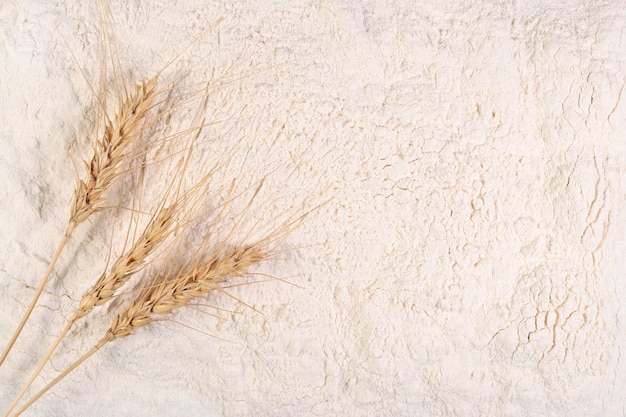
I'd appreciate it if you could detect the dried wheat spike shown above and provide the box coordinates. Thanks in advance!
[70,75,159,224]
[108,245,266,338]
[74,202,179,320]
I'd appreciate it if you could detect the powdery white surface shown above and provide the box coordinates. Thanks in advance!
[1,1,625,416]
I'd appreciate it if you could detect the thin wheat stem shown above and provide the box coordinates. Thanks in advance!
[2,319,75,417]
[8,336,111,417]
[0,222,76,367]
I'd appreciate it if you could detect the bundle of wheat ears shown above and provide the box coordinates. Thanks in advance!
[1,4,307,416]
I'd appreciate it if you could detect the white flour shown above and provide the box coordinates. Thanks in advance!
[0,1,625,416]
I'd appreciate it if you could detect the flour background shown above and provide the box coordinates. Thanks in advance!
[1,1,625,416]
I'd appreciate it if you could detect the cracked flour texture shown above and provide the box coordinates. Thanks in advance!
[1,1,625,416]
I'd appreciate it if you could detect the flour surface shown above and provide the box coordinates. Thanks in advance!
[0,1,624,416]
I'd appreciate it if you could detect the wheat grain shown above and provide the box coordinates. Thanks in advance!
[77,203,176,316]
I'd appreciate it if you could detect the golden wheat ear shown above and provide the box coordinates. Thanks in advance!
[70,76,159,223]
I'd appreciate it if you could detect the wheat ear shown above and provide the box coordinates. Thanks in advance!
[70,75,159,223]
[0,76,159,368]
[9,244,268,417]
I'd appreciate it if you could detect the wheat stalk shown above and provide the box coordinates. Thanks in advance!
[2,6,306,416]
[9,244,269,417]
